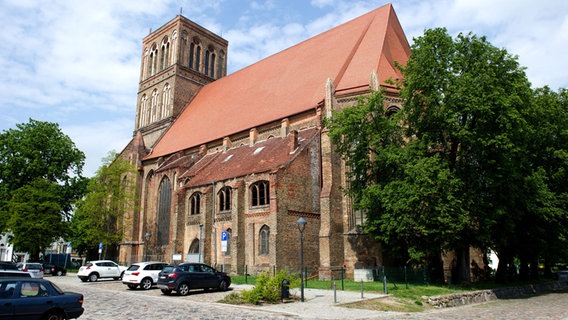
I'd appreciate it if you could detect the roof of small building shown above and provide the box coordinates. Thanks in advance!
[146,4,410,160]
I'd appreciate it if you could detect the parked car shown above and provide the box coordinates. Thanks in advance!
[0,262,18,270]
[77,260,127,282]
[0,270,31,278]
[16,262,44,278]
[42,263,67,276]
[0,278,84,319]
[157,262,231,296]
[122,261,168,290]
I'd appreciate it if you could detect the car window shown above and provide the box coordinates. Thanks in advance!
[85,263,94,267]
[201,265,214,273]
[128,265,140,271]
[26,264,42,270]
[0,281,17,299]
[20,282,41,297]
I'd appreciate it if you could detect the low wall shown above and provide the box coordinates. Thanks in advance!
[425,281,568,308]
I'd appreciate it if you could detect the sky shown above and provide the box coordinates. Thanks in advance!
[1,0,567,177]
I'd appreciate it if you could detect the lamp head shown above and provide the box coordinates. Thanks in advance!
[296,217,307,232]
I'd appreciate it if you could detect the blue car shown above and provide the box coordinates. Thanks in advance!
[0,278,84,319]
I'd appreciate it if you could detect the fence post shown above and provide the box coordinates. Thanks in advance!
[341,266,345,291]
[405,265,408,289]
[382,266,387,294]
[245,265,248,284]
[360,279,364,299]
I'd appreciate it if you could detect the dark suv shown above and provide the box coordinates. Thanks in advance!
[157,263,231,296]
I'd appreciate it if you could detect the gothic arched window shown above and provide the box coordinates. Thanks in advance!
[157,176,172,246]
[189,192,201,215]
[259,225,269,255]
[251,181,269,207]
[218,187,231,212]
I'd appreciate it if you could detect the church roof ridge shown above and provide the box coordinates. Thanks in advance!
[146,3,409,160]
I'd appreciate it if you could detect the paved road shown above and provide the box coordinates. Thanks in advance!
[48,275,568,320]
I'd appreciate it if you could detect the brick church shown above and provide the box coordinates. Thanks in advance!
[118,3,412,279]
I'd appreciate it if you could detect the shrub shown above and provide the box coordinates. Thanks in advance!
[240,270,297,304]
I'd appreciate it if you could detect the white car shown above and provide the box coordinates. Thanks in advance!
[122,261,168,290]
[16,262,44,278]
[77,260,127,282]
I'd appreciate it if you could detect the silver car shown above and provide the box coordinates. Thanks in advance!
[16,262,44,278]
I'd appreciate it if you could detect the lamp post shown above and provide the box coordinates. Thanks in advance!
[198,224,203,263]
[144,233,151,261]
[296,217,307,302]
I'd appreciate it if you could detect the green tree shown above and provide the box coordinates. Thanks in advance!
[399,28,534,282]
[0,119,87,260]
[7,179,67,259]
[69,151,137,261]
[326,28,558,283]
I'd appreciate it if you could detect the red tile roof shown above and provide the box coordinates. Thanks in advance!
[147,4,409,160]
[180,128,319,187]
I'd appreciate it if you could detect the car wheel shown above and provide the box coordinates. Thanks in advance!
[89,273,99,282]
[127,284,138,290]
[43,310,64,320]
[161,289,172,295]
[141,278,153,290]
[56,270,63,276]
[178,283,190,296]
[218,280,229,291]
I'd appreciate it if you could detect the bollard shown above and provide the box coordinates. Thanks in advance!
[333,281,337,304]
[281,279,290,301]
[360,279,364,299]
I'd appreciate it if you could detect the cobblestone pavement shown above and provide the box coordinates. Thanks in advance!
[48,275,568,320]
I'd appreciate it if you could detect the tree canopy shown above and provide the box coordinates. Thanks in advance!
[326,28,568,283]
[0,119,87,260]
[69,151,137,260]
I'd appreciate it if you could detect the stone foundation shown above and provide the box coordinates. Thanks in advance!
[425,281,568,308]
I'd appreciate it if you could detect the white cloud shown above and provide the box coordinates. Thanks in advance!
[1,0,567,177]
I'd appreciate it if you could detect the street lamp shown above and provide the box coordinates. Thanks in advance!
[198,224,203,263]
[296,217,307,302]
[144,233,151,261]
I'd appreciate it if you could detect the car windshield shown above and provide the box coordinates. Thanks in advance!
[85,263,93,267]
[26,264,41,270]
[161,266,174,273]
[127,265,140,271]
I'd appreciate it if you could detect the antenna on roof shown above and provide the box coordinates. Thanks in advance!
[180,7,183,15]
[149,28,152,35]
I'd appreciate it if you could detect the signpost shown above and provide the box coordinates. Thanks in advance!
[98,242,103,260]
[221,231,228,253]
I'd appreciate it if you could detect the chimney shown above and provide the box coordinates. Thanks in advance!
[289,130,298,153]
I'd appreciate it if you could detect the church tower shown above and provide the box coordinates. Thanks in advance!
[135,15,228,148]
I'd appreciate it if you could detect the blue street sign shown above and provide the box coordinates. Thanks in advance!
[99,242,103,250]
[221,231,228,241]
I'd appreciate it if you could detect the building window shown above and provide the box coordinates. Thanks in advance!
[189,192,201,215]
[151,89,159,123]
[157,176,172,246]
[189,42,195,69]
[259,225,269,255]
[251,181,269,207]
[195,46,201,71]
[160,36,170,71]
[218,187,231,212]
[149,44,158,76]
[162,83,171,118]
[139,94,148,127]
[205,50,210,76]
[224,229,232,256]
